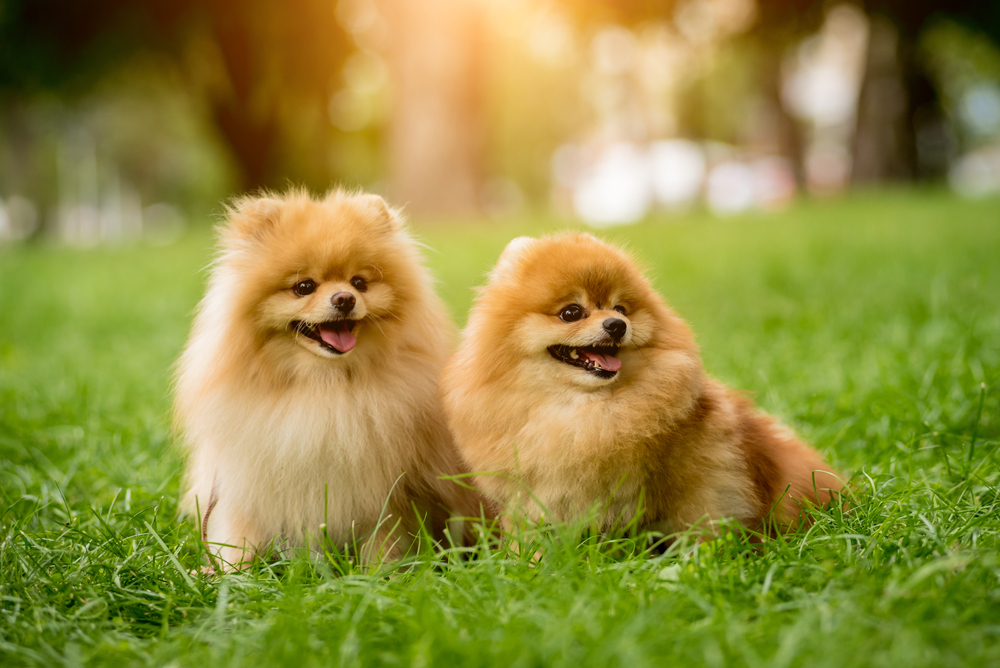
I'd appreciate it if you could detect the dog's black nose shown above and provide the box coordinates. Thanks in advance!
[603,317,627,341]
[331,292,356,314]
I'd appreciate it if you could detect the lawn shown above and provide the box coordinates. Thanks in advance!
[1,190,999,667]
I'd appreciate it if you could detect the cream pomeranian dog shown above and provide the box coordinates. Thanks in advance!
[442,233,841,539]
[175,189,484,569]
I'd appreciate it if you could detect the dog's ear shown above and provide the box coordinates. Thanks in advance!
[490,236,536,281]
[356,193,403,233]
[223,196,284,245]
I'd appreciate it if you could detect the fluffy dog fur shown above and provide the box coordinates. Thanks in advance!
[175,189,483,568]
[442,233,841,538]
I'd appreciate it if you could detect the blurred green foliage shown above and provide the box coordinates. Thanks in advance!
[1,0,1000,223]
[0,0,356,200]
[921,19,1000,148]
[0,56,235,219]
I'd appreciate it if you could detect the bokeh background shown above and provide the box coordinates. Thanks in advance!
[1,0,999,242]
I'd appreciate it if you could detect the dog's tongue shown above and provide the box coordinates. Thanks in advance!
[318,323,356,353]
[581,350,621,372]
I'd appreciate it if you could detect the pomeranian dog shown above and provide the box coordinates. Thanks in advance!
[442,233,841,539]
[175,189,484,569]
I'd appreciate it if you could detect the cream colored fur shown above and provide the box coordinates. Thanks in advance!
[175,189,482,569]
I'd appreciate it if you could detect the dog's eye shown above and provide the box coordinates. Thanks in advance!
[293,279,317,296]
[350,276,368,292]
[559,304,584,322]
[613,305,627,315]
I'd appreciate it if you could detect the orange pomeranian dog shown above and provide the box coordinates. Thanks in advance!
[442,233,841,540]
[175,189,484,570]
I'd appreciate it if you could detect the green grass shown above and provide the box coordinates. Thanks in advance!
[2,190,999,667]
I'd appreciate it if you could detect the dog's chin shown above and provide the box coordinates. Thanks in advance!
[547,344,622,386]
[290,320,360,359]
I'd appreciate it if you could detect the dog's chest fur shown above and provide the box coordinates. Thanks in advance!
[482,377,758,532]
[489,390,652,526]
[202,375,427,542]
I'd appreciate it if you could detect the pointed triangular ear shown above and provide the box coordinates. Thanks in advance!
[356,193,403,233]
[223,196,284,245]
[490,236,536,281]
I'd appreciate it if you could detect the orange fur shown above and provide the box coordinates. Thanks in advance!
[175,189,484,569]
[441,233,841,539]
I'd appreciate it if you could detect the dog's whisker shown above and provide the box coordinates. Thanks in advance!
[370,311,399,327]
[367,314,390,339]
[367,265,385,283]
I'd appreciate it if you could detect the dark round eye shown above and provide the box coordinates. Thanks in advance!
[613,305,627,315]
[559,304,584,322]
[350,276,368,292]
[293,279,317,296]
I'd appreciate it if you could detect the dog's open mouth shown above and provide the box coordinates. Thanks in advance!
[548,344,621,378]
[292,320,357,354]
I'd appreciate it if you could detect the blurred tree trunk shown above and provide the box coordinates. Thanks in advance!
[851,13,950,184]
[202,3,287,193]
[200,0,349,194]
[380,0,485,216]
[852,16,913,183]
[762,46,807,188]
[209,94,279,194]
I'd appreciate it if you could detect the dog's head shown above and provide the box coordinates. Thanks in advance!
[470,233,686,389]
[216,190,425,365]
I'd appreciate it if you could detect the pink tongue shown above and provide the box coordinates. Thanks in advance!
[581,350,622,372]
[318,324,357,353]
